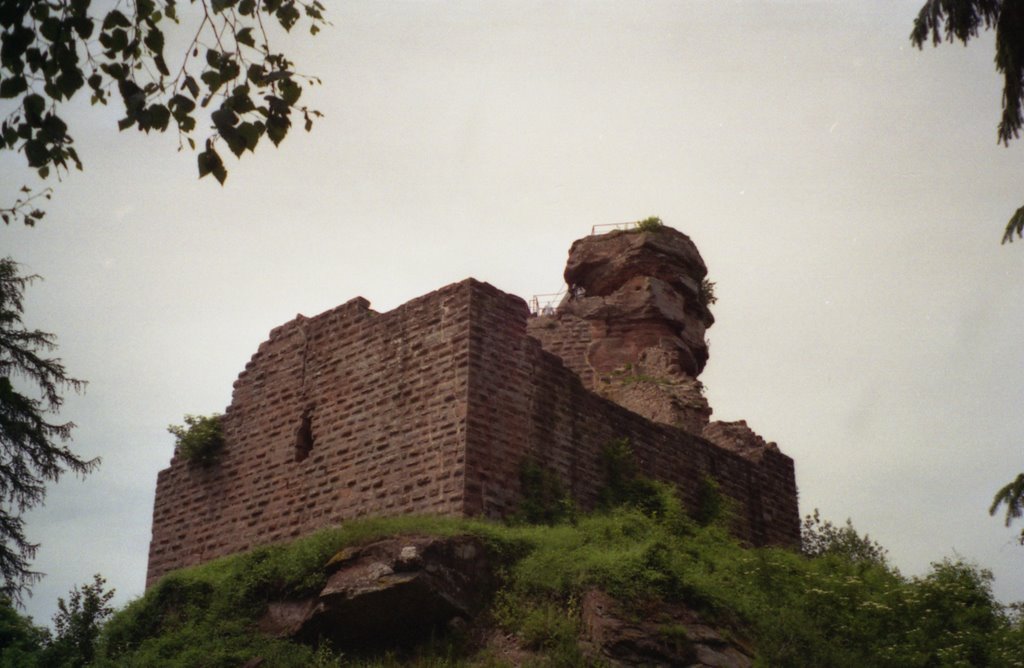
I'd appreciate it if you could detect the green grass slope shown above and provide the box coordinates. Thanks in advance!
[84,487,1024,668]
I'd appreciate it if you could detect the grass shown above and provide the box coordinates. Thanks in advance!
[91,497,1024,667]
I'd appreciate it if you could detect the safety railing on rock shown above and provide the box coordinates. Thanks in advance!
[590,221,639,235]
[529,289,566,316]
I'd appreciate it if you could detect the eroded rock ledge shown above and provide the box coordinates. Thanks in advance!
[256,534,755,667]
[527,226,777,462]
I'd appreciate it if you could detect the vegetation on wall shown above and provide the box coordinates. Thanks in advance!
[513,459,575,526]
[167,413,224,466]
[633,216,664,233]
[699,278,717,307]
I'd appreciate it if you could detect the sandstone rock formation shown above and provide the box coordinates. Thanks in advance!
[258,534,757,666]
[260,535,495,649]
[527,225,778,462]
[580,589,755,667]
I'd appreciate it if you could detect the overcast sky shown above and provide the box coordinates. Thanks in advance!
[3,0,1023,624]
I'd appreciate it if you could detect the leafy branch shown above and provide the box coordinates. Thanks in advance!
[0,0,328,221]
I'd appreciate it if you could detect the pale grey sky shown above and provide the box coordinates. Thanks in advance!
[3,0,1023,624]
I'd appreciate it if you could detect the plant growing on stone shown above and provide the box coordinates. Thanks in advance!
[168,414,224,466]
[514,460,575,526]
[699,278,717,306]
[634,216,664,233]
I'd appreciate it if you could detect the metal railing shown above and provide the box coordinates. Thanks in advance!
[590,221,640,235]
[529,288,567,316]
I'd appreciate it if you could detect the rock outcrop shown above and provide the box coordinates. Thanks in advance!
[528,225,779,463]
[259,534,757,666]
[580,589,755,667]
[561,227,714,378]
[260,535,495,649]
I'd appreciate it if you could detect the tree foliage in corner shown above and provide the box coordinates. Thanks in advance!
[0,258,97,605]
[912,0,1024,546]
[0,0,327,225]
[990,473,1024,544]
[910,0,1024,243]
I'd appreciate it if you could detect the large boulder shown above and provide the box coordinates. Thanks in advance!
[260,535,495,650]
[564,227,713,378]
[527,225,719,432]
[565,228,711,307]
[580,589,755,667]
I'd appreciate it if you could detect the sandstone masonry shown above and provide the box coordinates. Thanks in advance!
[147,227,800,586]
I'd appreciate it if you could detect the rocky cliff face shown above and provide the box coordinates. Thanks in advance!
[527,225,779,462]
[257,534,754,667]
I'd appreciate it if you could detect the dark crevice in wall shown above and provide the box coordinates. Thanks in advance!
[295,407,315,462]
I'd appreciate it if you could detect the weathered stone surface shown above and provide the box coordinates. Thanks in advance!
[563,230,713,378]
[149,225,800,586]
[601,375,712,435]
[564,229,710,305]
[702,421,779,463]
[580,589,754,668]
[529,227,715,421]
[260,535,495,649]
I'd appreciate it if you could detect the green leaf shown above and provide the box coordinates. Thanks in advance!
[154,54,170,77]
[40,17,61,42]
[147,104,170,132]
[169,94,196,117]
[23,94,45,122]
[237,121,261,151]
[183,75,200,99]
[266,115,289,146]
[0,76,27,98]
[101,10,131,30]
[40,114,67,142]
[277,2,300,31]
[200,70,223,95]
[24,140,48,167]
[56,68,84,98]
[211,108,239,133]
[235,27,255,48]
[197,147,227,184]
[238,0,255,15]
[144,27,165,55]
[72,16,94,39]
[279,78,301,106]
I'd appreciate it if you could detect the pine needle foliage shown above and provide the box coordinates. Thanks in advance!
[909,0,1024,242]
[0,258,97,605]
[990,473,1024,543]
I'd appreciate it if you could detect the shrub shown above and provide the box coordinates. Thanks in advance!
[168,414,224,466]
[699,278,717,306]
[634,216,664,232]
[514,459,576,526]
[800,509,888,567]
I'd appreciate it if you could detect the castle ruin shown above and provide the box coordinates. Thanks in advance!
[146,225,800,586]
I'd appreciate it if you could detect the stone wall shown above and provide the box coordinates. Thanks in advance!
[465,282,799,544]
[147,282,475,586]
[148,279,800,586]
